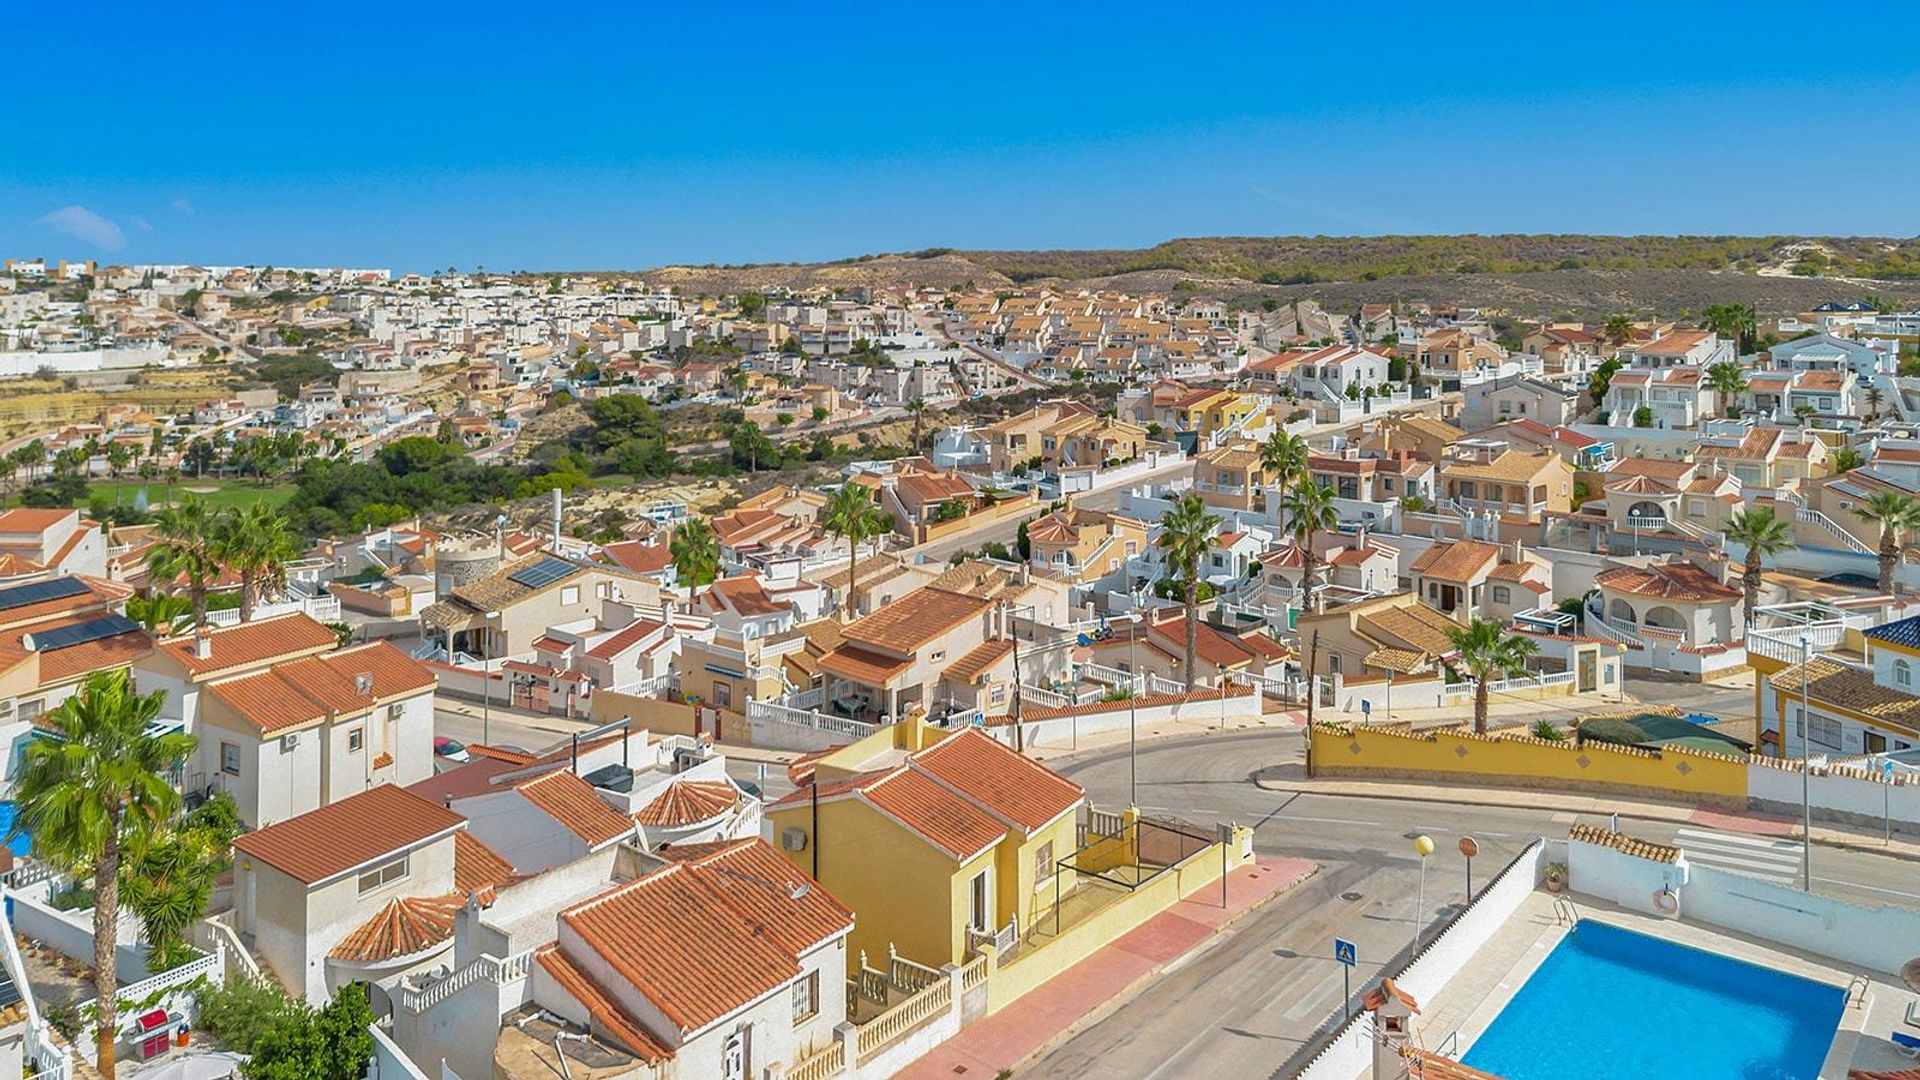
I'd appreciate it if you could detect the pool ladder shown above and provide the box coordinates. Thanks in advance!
[1845,972,1871,1009]
[1551,896,1580,926]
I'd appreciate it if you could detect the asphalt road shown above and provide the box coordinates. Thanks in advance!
[1022,727,1920,1079]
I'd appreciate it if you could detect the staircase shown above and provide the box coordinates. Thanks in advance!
[1792,504,1874,555]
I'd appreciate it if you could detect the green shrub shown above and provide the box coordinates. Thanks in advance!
[1579,718,1649,747]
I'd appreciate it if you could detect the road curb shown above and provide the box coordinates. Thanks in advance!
[1255,778,1920,865]
[1006,862,1320,1076]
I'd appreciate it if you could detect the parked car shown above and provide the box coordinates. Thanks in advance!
[433,736,470,762]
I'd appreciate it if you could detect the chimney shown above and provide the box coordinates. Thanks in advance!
[193,628,212,661]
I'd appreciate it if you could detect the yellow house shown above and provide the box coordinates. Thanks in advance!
[1193,439,1273,512]
[767,722,1085,972]
[1169,388,1257,441]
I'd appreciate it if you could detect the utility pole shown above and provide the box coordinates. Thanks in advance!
[1008,602,1024,753]
[1799,634,1813,892]
[1305,630,1320,779]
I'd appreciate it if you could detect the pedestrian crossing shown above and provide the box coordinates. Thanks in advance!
[1673,827,1804,885]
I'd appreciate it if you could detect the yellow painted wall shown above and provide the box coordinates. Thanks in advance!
[811,717,951,783]
[1309,723,1747,804]
[766,792,972,971]
[588,690,703,737]
[999,812,1080,936]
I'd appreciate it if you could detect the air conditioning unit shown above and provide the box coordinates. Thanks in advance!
[280,732,300,752]
[780,828,808,852]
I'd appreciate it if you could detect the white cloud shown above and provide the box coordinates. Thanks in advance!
[36,205,127,251]
[132,216,153,232]
[170,197,194,215]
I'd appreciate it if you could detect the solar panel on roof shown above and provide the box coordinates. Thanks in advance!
[27,614,141,653]
[0,576,90,612]
[508,557,579,589]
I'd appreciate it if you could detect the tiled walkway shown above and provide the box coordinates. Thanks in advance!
[895,857,1316,1080]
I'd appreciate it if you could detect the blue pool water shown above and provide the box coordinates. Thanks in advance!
[1462,921,1844,1080]
[0,802,29,858]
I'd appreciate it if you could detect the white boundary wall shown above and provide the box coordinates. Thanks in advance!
[1293,839,1551,1080]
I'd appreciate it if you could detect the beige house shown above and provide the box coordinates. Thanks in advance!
[1193,440,1273,512]
[1438,443,1574,522]
[1025,505,1148,581]
[232,785,518,1004]
[816,586,1013,722]
[421,554,663,660]
[195,640,439,828]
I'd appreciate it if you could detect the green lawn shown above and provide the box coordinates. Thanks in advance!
[80,479,298,512]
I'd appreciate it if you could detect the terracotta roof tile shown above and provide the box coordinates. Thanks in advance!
[943,638,1014,685]
[911,728,1084,832]
[585,619,665,661]
[1595,562,1740,602]
[817,643,911,686]
[1568,823,1681,863]
[515,770,635,847]
[862,767,1009,859]
[635,780,738,828]
[454,830,517,896]
[1769,658,1920,728]
[156,612,339,677]
[234,785,466,884]
[841,586,990,654]
[558,839,849,1034]
[329,893,462,962]
[1411,540,1503,582]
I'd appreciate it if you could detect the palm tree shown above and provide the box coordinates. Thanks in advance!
[11,670,196,1079]
[127,593,192,633]
[1704,361,1748,418]
[1281,481,1340,614]
[214,504,297,621]
[1831,446,1864,474]
[1258,430,1311,509]
[1602,314,1634,346]
[1724,507,1796,623]
[906,397,928,454]
[1703,303,1758,355]
[1155,495,1221,691]
[668,517,720,589]
[145,498,223,630]
[822,483,892,620]
[1447,619,1541,735]
[1857,492,1919,594]
[1867,385,1885,422]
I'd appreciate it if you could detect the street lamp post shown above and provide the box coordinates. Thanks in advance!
[1217,663,1227,730]
[1412,834,1435,951]
[1128,593,1143,808]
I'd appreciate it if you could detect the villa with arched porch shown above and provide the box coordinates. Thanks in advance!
[1592,557,1745,669]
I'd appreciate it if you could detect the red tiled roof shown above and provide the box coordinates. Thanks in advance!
[454,830,517,897]
[514,770,634,847]
[585,619,665,661]
[329,893,462,963]
[863,768,1007,859]
[234,785,465,885]
[1596,562,1740,602]
[205,640,435,733]
[156,612,338,677]
[600,540,672,576]
[841,586,990,653]
[911,728,1084,832]
[634,780,737,828]
[558,839,850,1034]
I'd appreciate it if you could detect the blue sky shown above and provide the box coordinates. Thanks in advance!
[6,2,1919,271]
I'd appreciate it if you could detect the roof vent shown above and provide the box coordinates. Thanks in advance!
[355,672,374,696]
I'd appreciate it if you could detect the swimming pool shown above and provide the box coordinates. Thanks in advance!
[1461,920,1844,1080]
[0,802,30,858]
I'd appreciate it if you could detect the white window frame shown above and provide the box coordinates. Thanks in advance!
[347,728,364,753]
[220,741,241,776]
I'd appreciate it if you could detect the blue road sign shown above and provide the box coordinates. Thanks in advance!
[1334,938,1357,967]
[1361,699,1372,717]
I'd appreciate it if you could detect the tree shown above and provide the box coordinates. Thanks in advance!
[1724,507,1796,623]
[1702,303,1758,354]
[242,982,376,1080]
[906,397,929,454]
[1588,356,1624,406]
[1156,495,1221,692]
[729,422,775,472]
[146,498,223,629]
[1867,385,1885,421]
[1257,430,1310,500]
[668,517,720,588]
[214,504,298,621]
[1281,481,1339,614]
[1831,446,1864,474]
[1857,492,1920,594]
[119,810,231,972]
[127,593,191,633]
[1704,360,1748,418]
[1632,404,1654,428]
[12,671,195,1079]
[1447,618,1541,735]
[822,483,892,621]
[1602,314,1634,346]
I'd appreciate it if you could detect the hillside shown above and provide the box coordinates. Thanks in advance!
[632,235,1920,318]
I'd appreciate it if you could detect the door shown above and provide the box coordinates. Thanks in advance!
[1866,731,1888,754]
[1576,651,1597,694]
[969,869,991,933]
